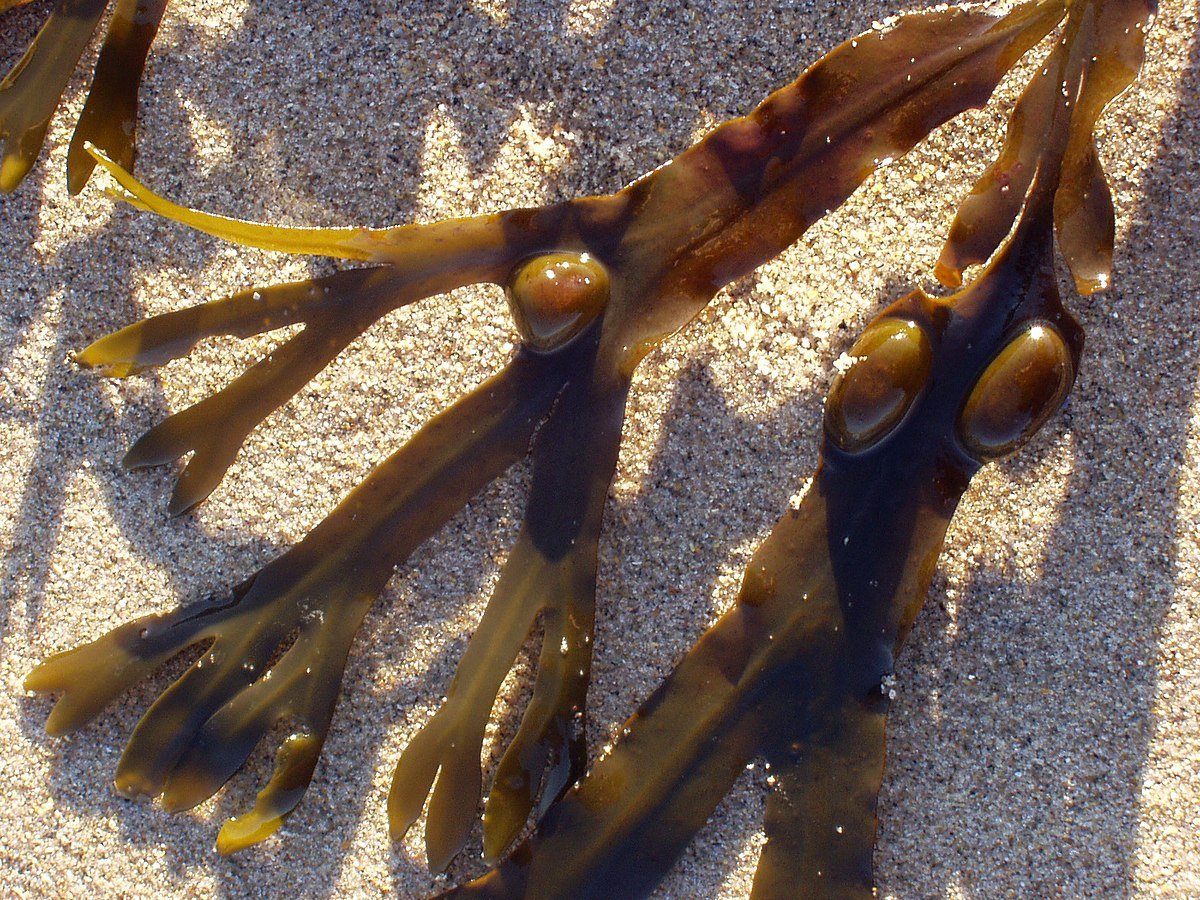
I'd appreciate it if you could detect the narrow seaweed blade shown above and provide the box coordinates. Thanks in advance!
[938,0,1157,293]
[388,365,630,871]
[0,0,173,192]
[0,0,110,192]
[66,0,169,194]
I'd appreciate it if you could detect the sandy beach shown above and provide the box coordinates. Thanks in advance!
[1,0,1197,896]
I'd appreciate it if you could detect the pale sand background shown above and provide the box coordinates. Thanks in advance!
[1,0,1197,896]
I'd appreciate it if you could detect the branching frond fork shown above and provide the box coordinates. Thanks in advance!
[28,0,1070,867]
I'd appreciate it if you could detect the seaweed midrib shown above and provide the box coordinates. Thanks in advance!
[631,11,1038,292]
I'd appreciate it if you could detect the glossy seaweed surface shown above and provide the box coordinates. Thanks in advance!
[450,0,1155,896]
[19,0,1157,894]
[0,0,168,193]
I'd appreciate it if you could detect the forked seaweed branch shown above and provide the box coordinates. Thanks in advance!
[449,4,1154,894]
[13,0,1158,895]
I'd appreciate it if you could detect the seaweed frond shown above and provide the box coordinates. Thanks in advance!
[388,368,629,869]
[451,1,1153,896]
[0,0,168,193]
[27,345,579,850]
[938,0,1157,294]
[29,0,1072,865]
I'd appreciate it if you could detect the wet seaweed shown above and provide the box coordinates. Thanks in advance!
[0,0,168,193]
[450,0,1155,896]
[21,0,1154,890]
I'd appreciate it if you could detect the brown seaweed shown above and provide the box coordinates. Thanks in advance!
[0,0,168,193]
[450,0,1154,896]
[450,146,1077,900]
[938,0,1154,293]
[23,0,1071,865]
